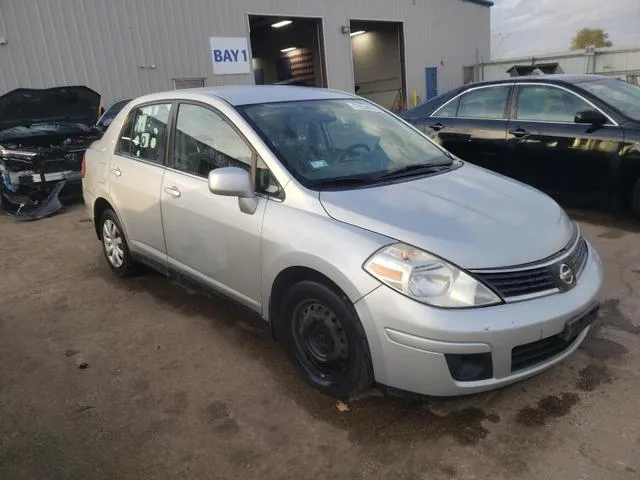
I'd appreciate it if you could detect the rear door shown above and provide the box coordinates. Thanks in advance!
[419,84,512,174]
[108,103,171,268]
[506,84,625,199]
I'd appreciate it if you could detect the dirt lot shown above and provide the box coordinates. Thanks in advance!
[1,205,639,480]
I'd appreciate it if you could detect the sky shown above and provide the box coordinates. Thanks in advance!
[491,0,640,58]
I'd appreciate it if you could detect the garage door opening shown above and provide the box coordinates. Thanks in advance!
[350,20,406,112]
[249,15,327,87]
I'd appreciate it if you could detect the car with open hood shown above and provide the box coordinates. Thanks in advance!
[82,86,604,398]
[0,86,101,219]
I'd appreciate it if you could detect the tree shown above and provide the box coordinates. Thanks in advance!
[570,28,613,50]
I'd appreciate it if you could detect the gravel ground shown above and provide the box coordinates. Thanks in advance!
[1,204,639,480]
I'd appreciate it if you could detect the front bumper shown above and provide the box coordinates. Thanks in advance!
[354,243,604,396]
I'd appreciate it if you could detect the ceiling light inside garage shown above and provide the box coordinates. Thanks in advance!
[272,20,293,28]
[350,30,366,37]
[281,47,297,52]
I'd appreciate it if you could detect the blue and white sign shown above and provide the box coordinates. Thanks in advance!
[209,37,251,75]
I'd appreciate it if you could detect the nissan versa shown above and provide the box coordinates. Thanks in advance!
[82,86,604,398]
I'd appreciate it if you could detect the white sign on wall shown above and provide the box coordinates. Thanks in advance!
[209,37,251,75]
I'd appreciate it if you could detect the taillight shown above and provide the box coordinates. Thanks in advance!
[81,153,86,178]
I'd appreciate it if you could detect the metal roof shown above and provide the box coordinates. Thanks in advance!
[463,0,494,7]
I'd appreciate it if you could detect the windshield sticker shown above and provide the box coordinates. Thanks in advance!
[345,101,380,112]
[309,159,329,169]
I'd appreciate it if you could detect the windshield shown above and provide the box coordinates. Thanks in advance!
[238,99,452,188]
[580,79,640,121]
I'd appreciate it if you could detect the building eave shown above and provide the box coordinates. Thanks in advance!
[463,0,494,7]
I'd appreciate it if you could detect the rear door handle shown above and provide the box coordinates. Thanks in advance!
[508,128,530,139]
[429,122,445,131]
[164,186,181,198]
[111,167,122,177]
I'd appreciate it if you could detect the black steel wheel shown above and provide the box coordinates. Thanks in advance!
[632,178,640,218]
[280,281,373,398]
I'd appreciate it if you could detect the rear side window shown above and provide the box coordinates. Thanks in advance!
[116,103,172,164]
[457,86,510,119]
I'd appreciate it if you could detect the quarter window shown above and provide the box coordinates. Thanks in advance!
[433,98,459,117]
[516,86,592,122]
[457,86,510,119]
[173,104,252,178]
[117,103,171,164]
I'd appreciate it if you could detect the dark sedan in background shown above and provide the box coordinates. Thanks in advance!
[403,75,640,216]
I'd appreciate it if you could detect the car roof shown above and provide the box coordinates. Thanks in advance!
[131,85,356,107]
[470,74,612,87]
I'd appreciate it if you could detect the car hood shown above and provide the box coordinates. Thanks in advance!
[319,163,574,269]
[0,86,100,133]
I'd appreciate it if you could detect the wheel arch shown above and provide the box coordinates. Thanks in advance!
[266,256,380,338]
[618,146,640,209]
[93,197,130,242]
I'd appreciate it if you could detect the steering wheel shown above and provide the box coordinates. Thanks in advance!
[336,143,371,164]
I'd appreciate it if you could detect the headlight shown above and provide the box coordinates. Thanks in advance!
[364,243,502,308]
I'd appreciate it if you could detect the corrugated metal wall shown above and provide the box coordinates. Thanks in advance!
[0,0,490,105]
[481,47,640,81]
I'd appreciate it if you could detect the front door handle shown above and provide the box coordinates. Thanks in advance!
[111,167,122,177]
[429,122,445,131]
[508,128,530,139]
[164,186,181,198]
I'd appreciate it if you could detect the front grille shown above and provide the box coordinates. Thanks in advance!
[473,237,589,301]
[475,267,556,298]
[567,237,588,276]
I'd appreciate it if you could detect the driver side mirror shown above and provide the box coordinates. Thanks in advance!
[575,110,607,126]
[208,167,258,214]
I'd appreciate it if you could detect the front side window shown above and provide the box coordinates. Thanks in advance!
[579,79,640,121]
[515,86,592,123]
[457,86,510,119]
[238,98,452,189]
[173,103,252,178]
[117,103,171,164]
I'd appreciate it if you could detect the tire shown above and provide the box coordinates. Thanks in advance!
[99,209,137,277]
[631,178,640,218]
[280,281,373,399]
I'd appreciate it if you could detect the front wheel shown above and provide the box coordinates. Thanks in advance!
[631,178,640,218]
[280,281,373,399]
[100,209,137,277]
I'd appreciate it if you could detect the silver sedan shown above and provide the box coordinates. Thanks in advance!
[82,85,603,398]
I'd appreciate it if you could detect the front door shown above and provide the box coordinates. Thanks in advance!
[423,84,512,174]
[108,103,172,265]
[506,84,625,201]
[160,102,266,310]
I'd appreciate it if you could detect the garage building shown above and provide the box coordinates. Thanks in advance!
[0,0,491,110]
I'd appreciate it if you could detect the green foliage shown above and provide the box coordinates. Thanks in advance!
[571,28,613,50]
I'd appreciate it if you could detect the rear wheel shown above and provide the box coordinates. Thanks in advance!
[631,178,640,218]
[280,281,373,399]
[100,209,137,277]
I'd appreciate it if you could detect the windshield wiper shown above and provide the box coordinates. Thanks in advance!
[374,160,454,181]
[307,176,373,189]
